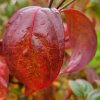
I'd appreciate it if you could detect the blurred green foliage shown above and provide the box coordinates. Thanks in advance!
[89,31,100,73]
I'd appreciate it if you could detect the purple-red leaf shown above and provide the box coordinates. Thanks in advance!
[61,9,97,73]
[86,68,100,84]
[0,57,9,100]
[3,7,65,95]
[64,24,71,49]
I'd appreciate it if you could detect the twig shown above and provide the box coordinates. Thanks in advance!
[48,0,54,8]
[59,0,77,11]
[56,0,66,9]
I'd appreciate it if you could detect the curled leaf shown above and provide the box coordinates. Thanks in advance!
[61,9,97,73]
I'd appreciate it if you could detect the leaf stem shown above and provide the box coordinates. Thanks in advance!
[59,0,77,11]
[56,0,66,9]
[48,0,54,8]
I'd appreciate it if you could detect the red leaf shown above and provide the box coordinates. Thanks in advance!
[3,7,64,95]
[86,68,100,84]
[64,24,70,49]
[0,57,9,100]
[61,9,97,73]
[0,40,3,56]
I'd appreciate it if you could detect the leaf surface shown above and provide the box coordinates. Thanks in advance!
[3,7,65,95]
[87,90,100,100]
[0,57,9,100]
[61,9,97,73]
[69,79,93,99]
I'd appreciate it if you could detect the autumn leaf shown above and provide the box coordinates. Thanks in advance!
[0,57,9,100]
[61,9,97,73]
[3,7,65,95]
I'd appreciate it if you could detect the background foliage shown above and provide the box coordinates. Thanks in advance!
[0,0,100,100]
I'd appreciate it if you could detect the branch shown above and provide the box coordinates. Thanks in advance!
[59,0,77,11]
[48,0,54,8]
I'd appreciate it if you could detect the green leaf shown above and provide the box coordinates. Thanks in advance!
[69,79,93,99]
[69,80,85,99]
[87,90,100,100]
[76,79,93,96]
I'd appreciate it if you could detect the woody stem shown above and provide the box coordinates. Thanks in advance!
[48,0,54,8]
